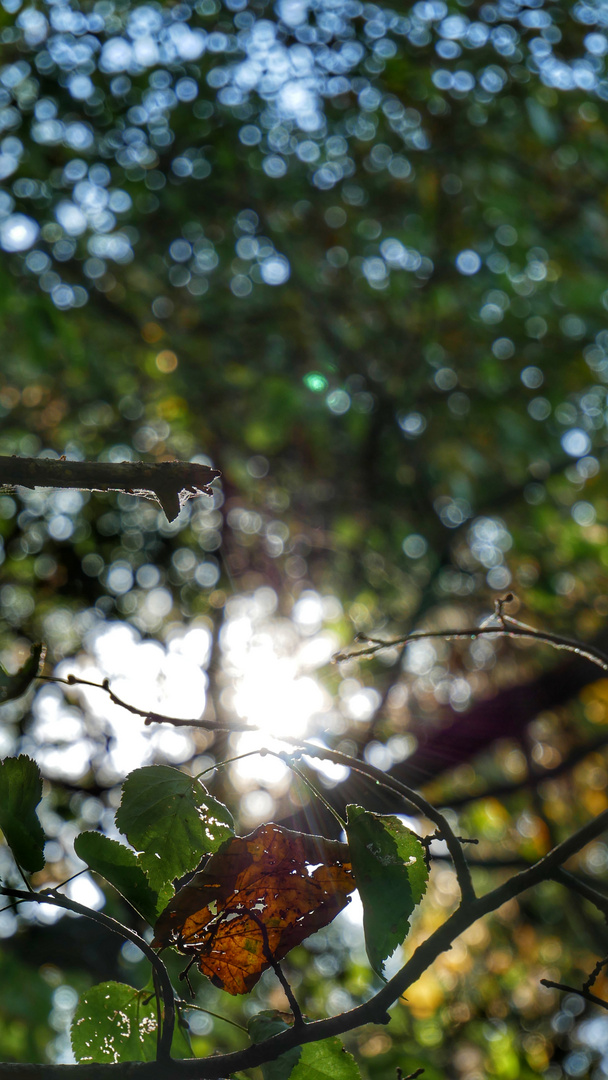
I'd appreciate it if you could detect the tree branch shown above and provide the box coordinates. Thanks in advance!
[0,886,175,1061]
[334,612,608,673]
[0,811,606,1077]
[0,457,220,523]
[551,867,608,921]
[40,674,249,733]
[539,979,608,1011]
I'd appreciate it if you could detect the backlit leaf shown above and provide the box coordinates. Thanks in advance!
[71,980,191,1064]
[0,643,44,705]
[74,832,171,925]
[153,823,355,995]
[346,804,428,979]
[0,755,45,873]
[115,765,234,890]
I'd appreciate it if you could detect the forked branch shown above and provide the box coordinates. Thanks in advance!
[0,808,602,1078]
[334,600,608,672]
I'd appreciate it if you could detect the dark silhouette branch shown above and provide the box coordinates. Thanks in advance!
[0,808,605,1077]
[540,979,608,1011]
[0,456,220,522]
[552,867,608,922]
[39,673,250,733]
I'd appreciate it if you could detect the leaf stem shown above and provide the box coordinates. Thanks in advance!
[178,1003,248,1034]
[280,755,347,831]
[193,750,261,780]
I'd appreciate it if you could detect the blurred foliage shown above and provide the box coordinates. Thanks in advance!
[0,0,608,1074]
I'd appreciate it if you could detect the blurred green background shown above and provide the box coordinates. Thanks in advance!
[1,0,608,1074]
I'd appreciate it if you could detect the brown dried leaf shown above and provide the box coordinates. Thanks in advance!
[153,823,355,995]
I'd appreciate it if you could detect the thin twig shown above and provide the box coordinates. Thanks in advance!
[242,908,304,1027]
[280,756,347,831]
[583,955,608,992]
[0,885,175,1061]
[178,1001,248,1034]
[334,613,608,671]
[39,673,249,732]
[552,867,608,922]
[540,979,608,1010]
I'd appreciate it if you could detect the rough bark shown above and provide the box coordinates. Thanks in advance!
[0,457,220,522]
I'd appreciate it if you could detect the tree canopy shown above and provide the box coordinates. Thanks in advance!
[1,0,608,1075]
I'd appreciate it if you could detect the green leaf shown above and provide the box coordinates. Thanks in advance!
[115,765,234,890]
[346,804,428,979]
[0,755,45,873]
[71,980,191,1064]
[288,1037,361,1080]
[171,1012,193,1060]
[247,1020,360,1080]
[74,832,171,925]
[0,643,44,705]
[248,1011,302,1080]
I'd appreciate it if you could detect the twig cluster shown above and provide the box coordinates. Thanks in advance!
[1,801,607,1078]
[3,596,608,1077]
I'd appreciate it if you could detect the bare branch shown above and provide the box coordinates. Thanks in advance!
[40,673,250,732]
[540,979,608,1011]
[334,611,608,672]
[552,867,608,922]
[0,456,220,523]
